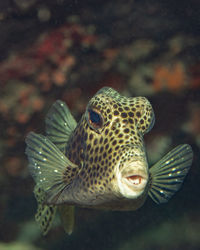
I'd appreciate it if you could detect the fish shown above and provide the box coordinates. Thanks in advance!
[25,87,193,235]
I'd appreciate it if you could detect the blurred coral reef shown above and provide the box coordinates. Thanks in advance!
[0,0,200,250]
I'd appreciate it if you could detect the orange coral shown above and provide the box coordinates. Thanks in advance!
[153,62,187,93]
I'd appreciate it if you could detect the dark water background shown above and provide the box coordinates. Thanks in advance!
[0,0,200,249]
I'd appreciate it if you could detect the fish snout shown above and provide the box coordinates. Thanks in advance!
[116,147,149,199]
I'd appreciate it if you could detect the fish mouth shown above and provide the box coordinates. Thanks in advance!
[125,174,146,186]
[117,162,148,199]
[122,169,148,190]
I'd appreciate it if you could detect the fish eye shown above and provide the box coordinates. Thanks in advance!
[87,108,103,131]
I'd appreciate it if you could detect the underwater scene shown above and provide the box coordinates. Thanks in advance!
[0,0,200,249]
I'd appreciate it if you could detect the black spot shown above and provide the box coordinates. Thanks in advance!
[109,131,113,137]
[112,140,117,146]
[105,129,109,135]
[114,110,119,116]
[89,134,93,140]
[128,118,134,124]
[140,119,144,124]
[121,112,127,118]
[128,112,134,117]
[95,147,99,153]
[100,146,104,153]
[107,109,111,113]
[115,129,119,135]
[80,170,84,176]
[108,148,112,154]
[94,138,98,145]
[94,156,98,162]
[124,128,129,133]
[104,138,108,144]
[136,111,141,118]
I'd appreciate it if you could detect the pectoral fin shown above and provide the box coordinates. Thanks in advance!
[25,132,78,204]
[148,144,193,204]
[45,100,77,233]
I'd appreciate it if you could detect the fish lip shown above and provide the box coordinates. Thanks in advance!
[117,161,148,199]
[122,169,147,180]
[122,170,148,189]
[123,174,147,190]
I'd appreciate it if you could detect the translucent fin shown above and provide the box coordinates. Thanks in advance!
[58,205,75,235]
[34,185,56,235]
[45,100,77,153]
[25,132,78,203]
[148,144,193,204]
[45,101,77,234]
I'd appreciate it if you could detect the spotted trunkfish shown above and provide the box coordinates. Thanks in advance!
[25,87,193,235]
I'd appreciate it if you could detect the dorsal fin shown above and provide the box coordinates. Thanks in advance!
[45,100,77,153]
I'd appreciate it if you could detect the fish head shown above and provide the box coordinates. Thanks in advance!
[69,87,155,206]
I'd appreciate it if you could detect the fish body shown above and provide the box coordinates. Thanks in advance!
[25,87,193,235]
